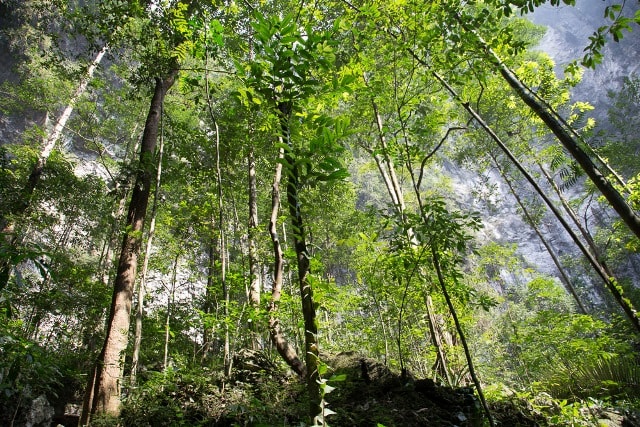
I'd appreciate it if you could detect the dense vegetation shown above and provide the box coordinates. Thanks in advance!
[1,0,640,425]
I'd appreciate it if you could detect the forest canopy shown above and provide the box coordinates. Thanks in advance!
[1,0,640,426]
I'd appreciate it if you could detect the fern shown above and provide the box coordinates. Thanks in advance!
[549,355,640,399]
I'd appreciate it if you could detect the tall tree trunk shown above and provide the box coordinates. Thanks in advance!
[279,100,320,418]
[371,100,407,216]
[267,146,306,377]
[246,34,262,350]
[370,286,390,365]
[247,138,262,350]
[80,69,178,424]
[130,109,166,385]
[0,45,108,289]
[213,119,232,377]
[432,250,495,427]
[202,47,231,373]
[201,237,218,361]
[423,293,451,384]
[164,253,179,371]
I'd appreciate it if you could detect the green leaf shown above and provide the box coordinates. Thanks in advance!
[317,362,329,376]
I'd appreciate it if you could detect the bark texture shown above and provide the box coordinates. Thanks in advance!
[130,109,166,385]
[81,70,177,424]
[274,100,320,418]
[285,149,320,418]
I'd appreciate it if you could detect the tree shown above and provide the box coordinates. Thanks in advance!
[82,68,179,423]
[241,10,352,420]
[130,90,168,385]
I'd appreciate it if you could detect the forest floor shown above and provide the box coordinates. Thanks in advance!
[148,349,638,427]
[87,349,640,426]
[300,352,639,427]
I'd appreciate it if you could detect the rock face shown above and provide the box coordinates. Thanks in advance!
[25,395,54,427]
[530,0,640,122]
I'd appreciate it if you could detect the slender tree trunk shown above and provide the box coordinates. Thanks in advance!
[371,100,407,216]
[283,139,320,420]
[0,46,108,289]
[491,154,588,313]
[247,135,262,350]
[222,230,231,377]
[432,250,495,427]
[163,253,179,371]
[245,33,261,348]
[423,293,451,384]
[201,237,218,360]
[202,46,232,373]
[130,107,166,385]
[80,70,178,424]
[267,146,306,377]
[213,119,232,377]
[369,286,390,365]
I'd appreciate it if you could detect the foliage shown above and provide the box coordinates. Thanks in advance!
[121,365,305,426]
[487,384,640,427]
[480,275,634,395]
[1,0,640,425]
[0,323,61,425]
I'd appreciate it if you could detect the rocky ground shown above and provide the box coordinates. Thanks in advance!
[18,349,640,426]
[228,350,640,427]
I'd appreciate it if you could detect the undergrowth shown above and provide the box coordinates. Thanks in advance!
[116,353,640,427]
[120,365,305,426]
